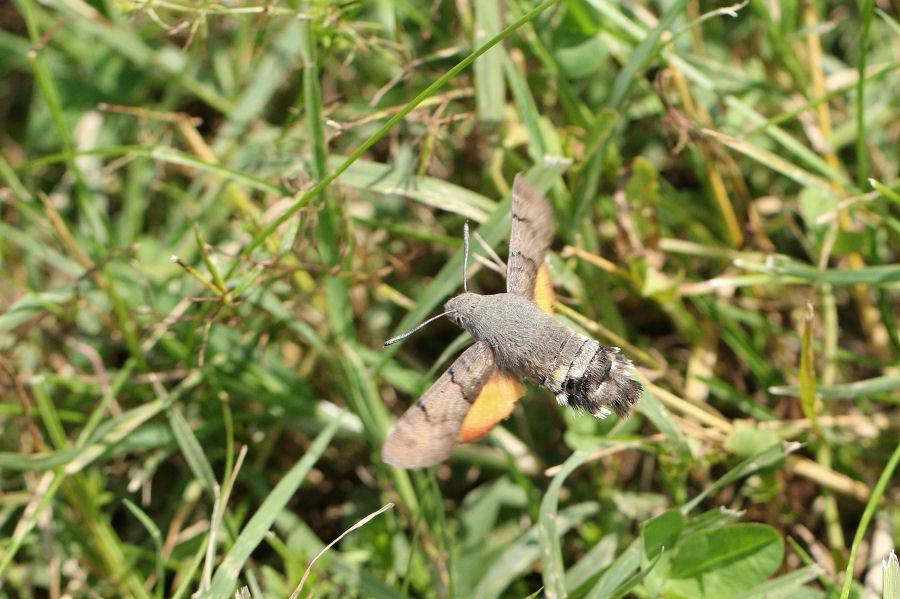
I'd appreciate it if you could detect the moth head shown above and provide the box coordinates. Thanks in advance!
[444,293,478,329]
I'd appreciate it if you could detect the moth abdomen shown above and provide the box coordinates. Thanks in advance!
[545,338,642,419]
[444,292,642,419]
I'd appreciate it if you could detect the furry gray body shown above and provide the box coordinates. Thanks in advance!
[382,174,642,468]
[445,292,641,417]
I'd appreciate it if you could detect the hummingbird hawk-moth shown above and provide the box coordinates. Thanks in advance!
[382,173,642,469]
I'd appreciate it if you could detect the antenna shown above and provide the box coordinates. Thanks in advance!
[462,221,470,293]
[384,310,456,346]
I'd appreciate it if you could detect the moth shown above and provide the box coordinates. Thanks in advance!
[382,173,642,469]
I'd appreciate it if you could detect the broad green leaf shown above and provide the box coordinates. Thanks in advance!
[666,524,783,599]
[642,510,683,562]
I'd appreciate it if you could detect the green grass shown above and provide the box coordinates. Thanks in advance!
[1,0,899,597]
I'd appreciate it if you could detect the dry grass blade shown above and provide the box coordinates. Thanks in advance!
[290,503,395,599]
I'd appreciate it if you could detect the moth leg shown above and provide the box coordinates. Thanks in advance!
[472,230,507,275]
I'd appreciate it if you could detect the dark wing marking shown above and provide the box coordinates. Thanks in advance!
[382,341,496,468]
[507,173,555,298]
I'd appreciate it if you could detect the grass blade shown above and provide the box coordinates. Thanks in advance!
[539,450,596,598]
[204,414,343,597]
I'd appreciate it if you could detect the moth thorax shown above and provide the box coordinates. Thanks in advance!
[444,292,552,355]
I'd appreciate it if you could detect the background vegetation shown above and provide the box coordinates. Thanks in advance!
[1,0,899,597]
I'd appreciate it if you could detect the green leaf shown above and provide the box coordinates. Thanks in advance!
[585,538,642,599]
[738,256,900,286]
[884,551,900,599]
[167,404,217,495]
[726,564,825,599]
[473,0,504,123]
[606,0,691,109]
[773,374,900,401]
[724,421,782,457]
[667,524,783,599]
[798,187,837,232]
[642,510,684,562]
[682,443,798,514]
[640,509,684,597]
[565,535,619,594]
[331,157,495,221]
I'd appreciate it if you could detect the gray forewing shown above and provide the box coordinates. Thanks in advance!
[381,340,497,468]
[507,174,555,298]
